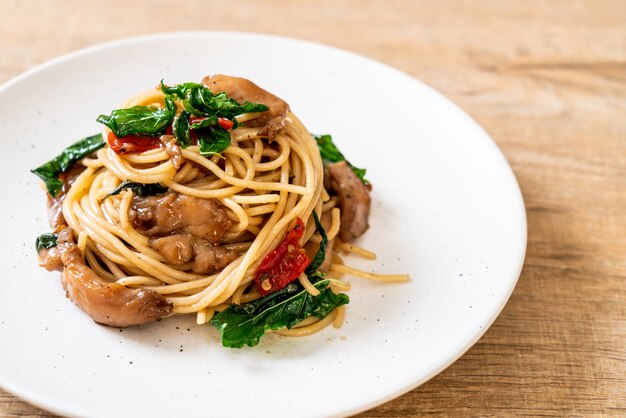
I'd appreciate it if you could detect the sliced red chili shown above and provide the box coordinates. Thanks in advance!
[107,131,162,155]
[254,218,311,296]
[218,117,234,130]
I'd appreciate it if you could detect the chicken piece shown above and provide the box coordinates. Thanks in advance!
[47,163,86,230]
[192,241,238,274]
[130,194,232,243]
[202,74,290,140]
[326,161,371,241]
[56,228,173,327]
[151,233,195,264]
[150,233,238,274]
[38,246,63,272]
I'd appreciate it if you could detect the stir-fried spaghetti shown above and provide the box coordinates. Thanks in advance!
[33,75,408,347]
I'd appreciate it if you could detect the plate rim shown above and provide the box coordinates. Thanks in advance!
[0,30,527,418]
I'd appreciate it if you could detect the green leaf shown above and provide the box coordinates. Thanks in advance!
[35,232,58,252]
[189,115,219,129]
[210,280,349,348]
[161,81,268,120]
[198,127,231,155]
[160,81,204,99]
[314,134,345,163]
[31,133,105,196]
[305,211,328,275]
[96,97,176,138]
[313,134,369,184]
[102,180,168,200]
[159,81,270,156]
[172,110,192,148]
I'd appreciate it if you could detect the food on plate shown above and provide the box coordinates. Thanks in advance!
[32,74,408,347]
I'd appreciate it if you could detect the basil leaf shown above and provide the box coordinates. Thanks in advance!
[161,81,268,120]
[315,134,345,162]
[172,110,192,148]
[210,280,349,348]
[198,127,231,155]
[160,81,269,155]
[313,134,369,184]
[31,133,105,197]
[305,211,328,275]
[35,232,58,252]
[102,180,168,200]
[191,89,268,119]
[96,97,176,137]
[189,115,218,129]
[160,81,204,99]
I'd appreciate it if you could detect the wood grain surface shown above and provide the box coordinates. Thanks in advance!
[1,0,625,416]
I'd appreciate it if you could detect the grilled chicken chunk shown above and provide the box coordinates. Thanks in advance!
[47,228,173,327]
[151,233,238,274]
[130,193,232,243]
[131,193,237,273]
[326,161,371,241]
[38,245,64,272]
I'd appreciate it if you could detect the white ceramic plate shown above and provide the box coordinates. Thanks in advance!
[0,32,526,418]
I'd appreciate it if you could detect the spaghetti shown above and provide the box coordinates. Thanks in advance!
[33,75,408,347]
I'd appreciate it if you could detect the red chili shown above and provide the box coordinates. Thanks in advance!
[107,131,162,155]
[254,218,311,296]
[218,117,234,130]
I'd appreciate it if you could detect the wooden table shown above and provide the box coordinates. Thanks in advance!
[2,0,625,416]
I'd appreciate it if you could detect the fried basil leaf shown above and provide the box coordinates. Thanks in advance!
[96,97,176,137]
[189,115,219,130]
[31,133,105,196]
[197,127,232,155]
[210,279,349,348]
[313,134,369,184]
[172,110,192,148]
[102,180,168,200]
[35,232,58,252]
[160,81,268,121]
[305,211,328,275]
